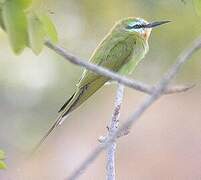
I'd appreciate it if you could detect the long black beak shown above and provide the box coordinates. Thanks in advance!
[144,20,171,28]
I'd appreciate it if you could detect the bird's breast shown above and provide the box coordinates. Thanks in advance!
[119,37,148,75]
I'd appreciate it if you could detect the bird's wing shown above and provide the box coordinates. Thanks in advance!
[77,35,135,88]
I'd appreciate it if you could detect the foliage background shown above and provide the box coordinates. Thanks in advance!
[0,0,201,179]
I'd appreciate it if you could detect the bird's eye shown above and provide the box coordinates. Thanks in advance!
[133,24,143,29]
[126,24,143,29]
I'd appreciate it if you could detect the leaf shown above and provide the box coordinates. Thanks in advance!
[193,0,201,16]
[0,150,5,160]
[0,8,5,30]
[2,0,28,54]
[0,0,6,4]
[27,13,45,54]
[38,14,58,43]
[0,150,6,170]
[15,0,32,10]
[0,160,7,169]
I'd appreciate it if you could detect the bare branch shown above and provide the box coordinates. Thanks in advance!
[45,41,193,95]
[66,37,201,180]
[105,84,124,180]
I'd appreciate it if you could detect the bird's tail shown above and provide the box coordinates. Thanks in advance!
[32,88,83,154]
[33,77,107,154]
[32,113,64,154]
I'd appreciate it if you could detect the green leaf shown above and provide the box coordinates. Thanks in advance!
[15,0,32,10]
[27,13,45,54]
[2,0,28,54]
[38,14,58,43]
[0,0,6,4]
[0,150,6,170]
[0,8,5,30]
[193,0,201,16]
[0,0,32,10]
[0,150,5,160]
[0,160,7,169]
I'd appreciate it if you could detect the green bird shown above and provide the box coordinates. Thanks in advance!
[36,17,170,149]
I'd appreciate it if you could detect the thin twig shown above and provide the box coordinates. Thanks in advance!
[106,84,124,180]
[45,41,193,95]
[66,37,201,180]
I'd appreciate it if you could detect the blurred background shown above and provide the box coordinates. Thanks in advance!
[0,0,201,179]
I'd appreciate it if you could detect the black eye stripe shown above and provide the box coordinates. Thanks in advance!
[126,24,146,29]
[134,24,144,29]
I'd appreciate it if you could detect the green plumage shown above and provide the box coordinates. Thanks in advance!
[36,17,151,149]
[60,21,149,117]
[60,35,143,116]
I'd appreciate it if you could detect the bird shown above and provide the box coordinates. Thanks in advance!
[35,17,170,151]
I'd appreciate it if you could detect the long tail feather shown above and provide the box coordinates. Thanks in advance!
[32,113,65,154]
[32,90,81,154]
[32,81,104,154]
[58,92,75,113]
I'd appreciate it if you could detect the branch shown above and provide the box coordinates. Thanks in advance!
[105,84,124,180]
[45,41,193,95]
[66,37,201,180]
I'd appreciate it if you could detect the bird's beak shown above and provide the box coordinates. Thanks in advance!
[144,20,171,28]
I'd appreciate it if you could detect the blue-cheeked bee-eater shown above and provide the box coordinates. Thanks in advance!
[35,17,170,150]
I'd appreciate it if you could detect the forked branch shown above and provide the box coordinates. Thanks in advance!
[65,36,201,180]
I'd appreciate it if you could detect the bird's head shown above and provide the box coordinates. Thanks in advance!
[114,17,170,41]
